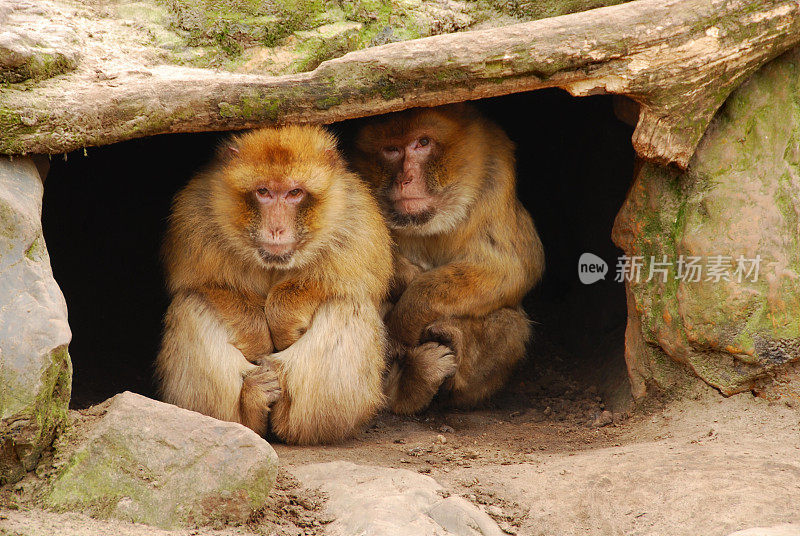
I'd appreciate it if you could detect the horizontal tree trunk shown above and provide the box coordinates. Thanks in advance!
[1,0,799,167]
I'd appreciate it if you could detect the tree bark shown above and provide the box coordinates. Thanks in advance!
[1,0,799,168]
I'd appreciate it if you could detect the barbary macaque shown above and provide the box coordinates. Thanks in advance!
[156,125,392,444]
[352,104,544,414]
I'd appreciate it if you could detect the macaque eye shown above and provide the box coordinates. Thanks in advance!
[256,187,270,198]
[382,146,400,158]
[419,137,430,147]
[288,188,303,198]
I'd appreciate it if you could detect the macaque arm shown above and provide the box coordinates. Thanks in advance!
[199,285,273,362]
[387,260,525,347]
[265,278,328,351]
[388,253,424,303]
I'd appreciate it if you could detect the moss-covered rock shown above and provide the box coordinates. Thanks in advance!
[46,392,279,529]
[612,48,800,397]
[473,0,632,23]
[101,0,628,75]
[0,12,80,83]
[0,156,72,485]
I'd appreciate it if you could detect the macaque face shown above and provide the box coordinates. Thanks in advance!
[213,127,339,269]
[247,181,309,264]
[355,105,480,233]
[379,132,438,226]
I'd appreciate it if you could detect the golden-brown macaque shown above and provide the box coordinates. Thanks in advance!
[352,103,544,414]
[156,125,392,444]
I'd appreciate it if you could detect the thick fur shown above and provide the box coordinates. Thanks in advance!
[353,104,544,414]
[157,125,392,444]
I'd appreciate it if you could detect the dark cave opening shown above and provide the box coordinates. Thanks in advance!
[42,89,635,409]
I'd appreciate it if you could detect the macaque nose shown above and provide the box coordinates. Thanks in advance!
[398,165,419,188]
[269,227,286,240]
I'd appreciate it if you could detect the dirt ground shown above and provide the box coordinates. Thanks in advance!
[271,370,800,536]
[4,340,800,536]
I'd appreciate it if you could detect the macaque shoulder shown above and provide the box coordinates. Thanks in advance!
[308,178,393,302]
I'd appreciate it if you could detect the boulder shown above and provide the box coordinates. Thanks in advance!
[294,461,503,536]
[0,155,72,486]
[46,392,279,529]
[612,48,800,397]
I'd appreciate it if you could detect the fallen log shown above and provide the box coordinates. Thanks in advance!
[1,0,799,168]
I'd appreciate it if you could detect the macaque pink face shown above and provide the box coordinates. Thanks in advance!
[250,182,307,263]
[219,129,337,269]
[379,132,438,226]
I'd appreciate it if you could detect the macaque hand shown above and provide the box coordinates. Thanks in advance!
[243,359,283,408]
[385,298,435,348]
[231,326,274,364]
[389,255,424,303]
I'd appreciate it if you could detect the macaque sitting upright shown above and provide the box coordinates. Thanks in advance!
[156,125,392,444]
[352,103,544,414]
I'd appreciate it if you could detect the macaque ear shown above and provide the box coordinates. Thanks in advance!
[217,142,241,162]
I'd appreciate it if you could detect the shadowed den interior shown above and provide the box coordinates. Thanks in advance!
[42,89,635,409]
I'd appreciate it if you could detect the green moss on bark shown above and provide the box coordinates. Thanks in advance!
[0,51,77,84]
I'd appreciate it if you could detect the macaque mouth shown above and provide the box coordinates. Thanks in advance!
[394,197,434,215]
[389,208,435,227]
[387,191,437,227]
[257,240,297,264]
[258,247,295,264]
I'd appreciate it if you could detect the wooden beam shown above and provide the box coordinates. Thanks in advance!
[1,0,799,168]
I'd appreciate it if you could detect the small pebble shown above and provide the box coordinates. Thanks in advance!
[592,410,613,427]
[439,425,454,433]
[436,434,447,444]
[407,446,424,456]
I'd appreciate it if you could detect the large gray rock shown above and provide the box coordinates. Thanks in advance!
[0,155,72,485]
[46,392,279,529]
[612,48,800,397]
[294,461,504,536]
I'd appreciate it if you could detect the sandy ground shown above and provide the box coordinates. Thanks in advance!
[3,346,800,536]
[271,371,800,536]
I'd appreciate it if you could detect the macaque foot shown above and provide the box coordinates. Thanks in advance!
[408,341,458,388]
[420,320,463,358]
